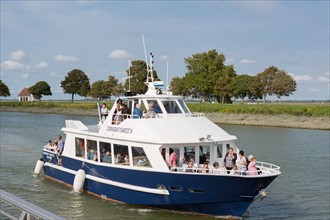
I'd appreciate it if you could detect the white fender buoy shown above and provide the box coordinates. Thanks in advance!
[34,159,44,175]
[73,169,86,192]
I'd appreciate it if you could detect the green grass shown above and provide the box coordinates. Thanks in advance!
[186,102,329,117]
[1,101,329,117]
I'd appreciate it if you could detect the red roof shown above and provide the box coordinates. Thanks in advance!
[18,88,31,97]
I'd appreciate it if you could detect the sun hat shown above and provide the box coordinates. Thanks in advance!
[248,155,254,161]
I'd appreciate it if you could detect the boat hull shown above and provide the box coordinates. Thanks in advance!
[42,152,278,217]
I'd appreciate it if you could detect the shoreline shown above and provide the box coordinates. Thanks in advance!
[1,106,329,130]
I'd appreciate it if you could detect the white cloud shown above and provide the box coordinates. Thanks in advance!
[109,50,131,59]
[10,50,26,61]
[1,60,26,70]
[22,74,29,79]
[309,88,319,92]
[34,61,48,69]
[54,54,79,62]
[240,59,257,64]
[294,74,313,82]
[317,76,329,83]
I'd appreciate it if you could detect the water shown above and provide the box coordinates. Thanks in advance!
[1,112,329,220]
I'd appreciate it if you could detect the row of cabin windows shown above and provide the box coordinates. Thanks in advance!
[163,143,230,165]
[75,138,152,168]
[120,99,189,116]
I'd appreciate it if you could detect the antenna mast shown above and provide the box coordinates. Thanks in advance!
[128,60,131,92]
[142,34,154,83]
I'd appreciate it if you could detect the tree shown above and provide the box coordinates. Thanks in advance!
[29,81,52,100]
[89,75,124,101]
[184,49,236,102]
[273,71,297,102]
[214,65,236,103]
[61,69,90,102]
[230,74,255,103]
[106,75,124,97]
[255,66,278,103]
[170,76,189,97]
[124,60,160,94]
[89,80,108,101]
[0,80,11,97]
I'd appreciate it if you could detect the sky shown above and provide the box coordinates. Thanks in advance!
[1,1,329,101]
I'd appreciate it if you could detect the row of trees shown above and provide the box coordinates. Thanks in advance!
[171,50,296,103]
[0,49,296,103]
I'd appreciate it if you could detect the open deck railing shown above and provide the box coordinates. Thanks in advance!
[0,189,64,220]
[173,161,281,176]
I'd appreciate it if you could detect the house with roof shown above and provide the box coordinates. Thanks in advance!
[18,88,38,102]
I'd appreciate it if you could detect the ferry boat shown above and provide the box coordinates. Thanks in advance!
[35,54,281,218]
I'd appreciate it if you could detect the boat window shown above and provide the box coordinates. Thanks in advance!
[168,185,183,192]
[178,100,190,113]
[161,100,182,114]
[87,139,98,161]
[189,188,205,194]
[147,100,163,114]
[216,144,223,158]
[114,144,129,165]
[75,138,85,158]
[199,145,210,164]
[132,147,152,168]
[100,142,111,164]
[184,146,196,161]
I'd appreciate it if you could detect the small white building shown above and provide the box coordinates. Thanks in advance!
[18,88,37,102]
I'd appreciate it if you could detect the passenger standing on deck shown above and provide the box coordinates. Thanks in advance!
[223,147,237,174]
[57,135,64,154]
[113,99,123,124]
[169,149,178,171]
[236,150,247,174]
[248,155,258,175]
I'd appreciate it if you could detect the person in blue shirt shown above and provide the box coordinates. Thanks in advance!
[57,135,64,154]
[102,151,111,163]
[133,103,143,119]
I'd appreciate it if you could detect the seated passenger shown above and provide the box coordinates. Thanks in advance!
[179,158,188,172]
[202,161,209,173]
[44,140,53,151]
[124,154,129,165]
[121,103,130,119]
[102,151,111,163]
[211,162,220,174]
[145,102,156,118]
[88,149,96,160]
[133,103,143,119]
[115,153,122,164]
[229,165,239,175]
[185,161,194,173]
[101,103,109,120]
[189,158,199,172]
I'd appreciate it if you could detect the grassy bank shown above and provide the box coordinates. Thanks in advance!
[1,101,329,130]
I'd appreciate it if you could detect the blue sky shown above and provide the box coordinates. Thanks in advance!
[1,1,329,101]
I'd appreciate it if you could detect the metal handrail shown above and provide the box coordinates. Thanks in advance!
[0,189,64,220]
[172,161,281,176]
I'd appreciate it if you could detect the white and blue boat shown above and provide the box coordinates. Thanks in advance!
[35,55,281,218]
